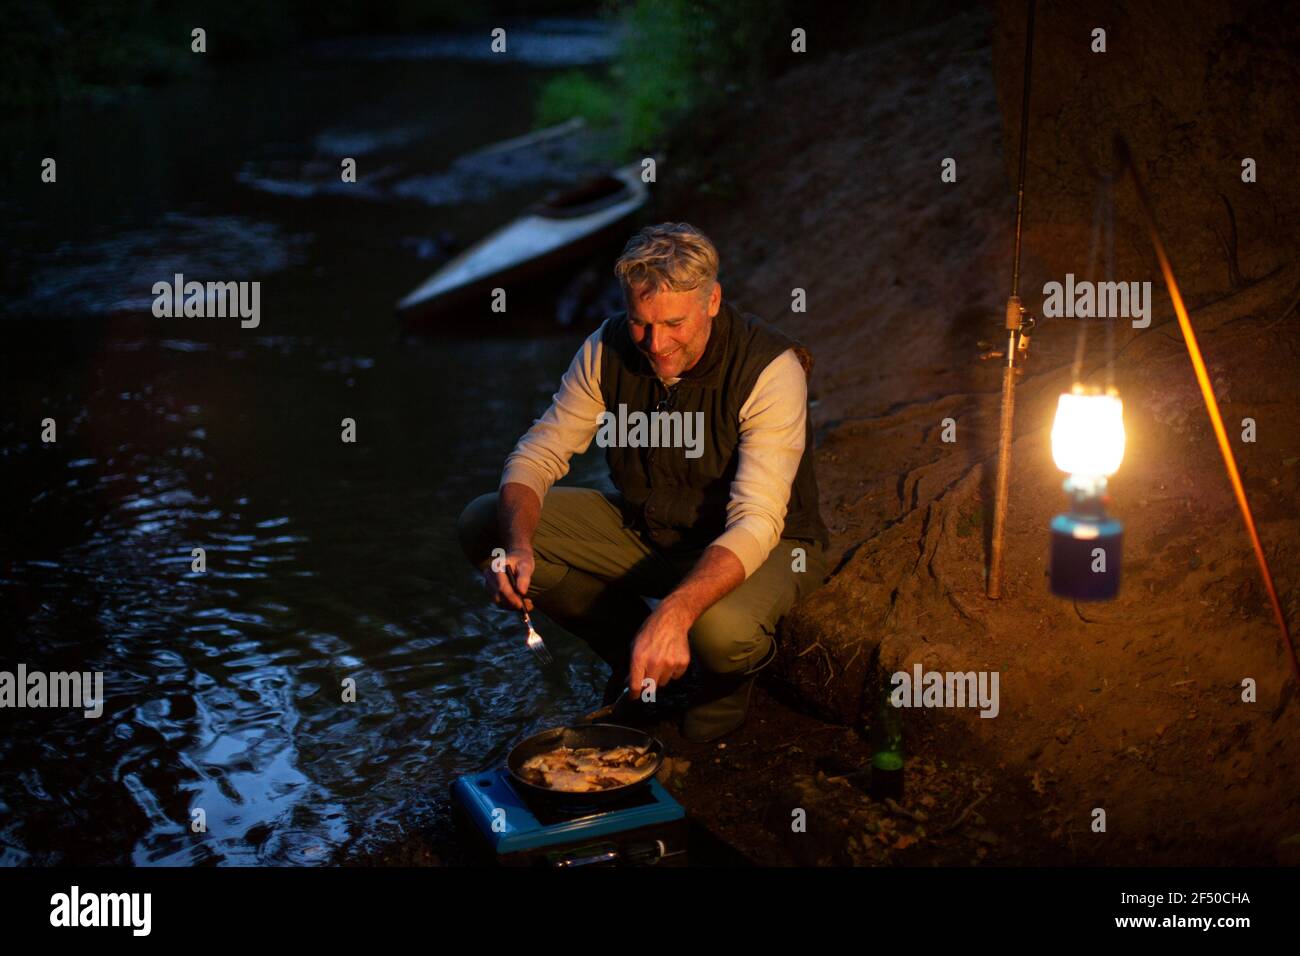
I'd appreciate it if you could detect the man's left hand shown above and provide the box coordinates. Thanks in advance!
[628,601,693,698]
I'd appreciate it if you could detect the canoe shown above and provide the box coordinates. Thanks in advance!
[396,160,649,327]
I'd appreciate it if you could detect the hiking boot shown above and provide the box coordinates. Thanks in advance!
[682,640,776,743]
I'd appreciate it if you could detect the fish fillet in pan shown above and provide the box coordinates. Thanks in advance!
[519,744,657,792]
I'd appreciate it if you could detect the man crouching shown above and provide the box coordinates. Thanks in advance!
[458,222,830,742]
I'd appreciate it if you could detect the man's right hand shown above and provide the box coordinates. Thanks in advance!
[486,548,535,613]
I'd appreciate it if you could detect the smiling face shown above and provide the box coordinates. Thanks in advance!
[625,281,721,380]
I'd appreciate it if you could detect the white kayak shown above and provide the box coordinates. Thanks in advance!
[397,160,649,326]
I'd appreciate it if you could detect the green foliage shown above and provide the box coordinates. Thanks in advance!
[8,0,795,137]
[0,1,192,109]
[535,71,620,130]
[614,0,698,151]
[0,0,497,111]
[534,0,791,157]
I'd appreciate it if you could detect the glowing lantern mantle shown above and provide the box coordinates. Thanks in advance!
[1051,389,1126,479]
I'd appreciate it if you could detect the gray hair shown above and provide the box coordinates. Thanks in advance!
[614,222,719,300]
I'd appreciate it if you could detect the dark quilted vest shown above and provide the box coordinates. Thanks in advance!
[598,298,830,553]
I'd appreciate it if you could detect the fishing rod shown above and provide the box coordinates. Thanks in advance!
[1114,135,1298,700]
[987,0,1036,600]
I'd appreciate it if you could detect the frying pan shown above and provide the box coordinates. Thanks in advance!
[506,723,666,811]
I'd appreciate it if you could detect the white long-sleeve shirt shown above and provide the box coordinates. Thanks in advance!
[499,317,808,579]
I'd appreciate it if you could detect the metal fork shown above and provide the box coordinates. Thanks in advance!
[504,565,553,666]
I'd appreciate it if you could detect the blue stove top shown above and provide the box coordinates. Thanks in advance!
[452,767,685,856]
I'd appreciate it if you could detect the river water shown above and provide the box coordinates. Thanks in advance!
[0,18,623,865]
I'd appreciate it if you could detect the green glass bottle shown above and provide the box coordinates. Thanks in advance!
[869,684,904,801]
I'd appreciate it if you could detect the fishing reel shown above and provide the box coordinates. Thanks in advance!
[1015,312,1037,354]
[978,304,1037,365]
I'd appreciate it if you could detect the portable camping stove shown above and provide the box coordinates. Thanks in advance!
[451,767,688,867]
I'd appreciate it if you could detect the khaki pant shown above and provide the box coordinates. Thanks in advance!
[457,487,828,679]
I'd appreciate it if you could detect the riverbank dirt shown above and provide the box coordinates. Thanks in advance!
[363,5,1299,867]
[641,5,1299,865]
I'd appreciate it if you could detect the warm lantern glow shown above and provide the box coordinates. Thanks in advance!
[1050,389,1125,478]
